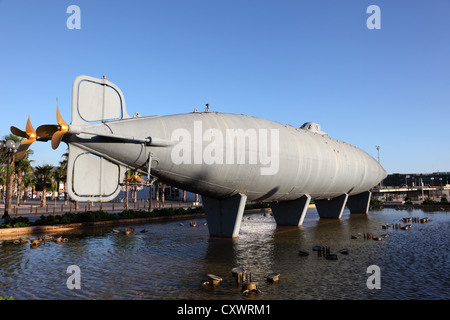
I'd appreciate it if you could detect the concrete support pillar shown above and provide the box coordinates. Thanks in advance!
[202,193,247,238]
[315,193,348,219]
[347,191,372,214]
[270,194,311,226]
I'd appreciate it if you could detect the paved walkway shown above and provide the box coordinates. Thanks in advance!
[0,198,201,223]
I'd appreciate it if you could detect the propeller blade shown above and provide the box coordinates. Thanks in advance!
[51,130,66,150]
[47,99,70,150]
[16,148,28,160]
[11,126,27,137]
[15,139,33,159]
[135,175,146,183]
[35,99,70,149]
[56,100,69,129]
[36,125,59,138]
[11,116,37,159]
[124,174,146,183]
[25,116,36,138]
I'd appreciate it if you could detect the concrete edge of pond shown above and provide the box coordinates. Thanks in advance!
[0,213,207,240]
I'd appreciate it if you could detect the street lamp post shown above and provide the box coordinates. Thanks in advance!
[375,145,380,163]
[0,140,19,220]
[375,145,382,187]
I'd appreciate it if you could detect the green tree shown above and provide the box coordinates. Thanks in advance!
[59,151,69,203]
[1,134,21,217]
[14,148,33,206]
[34,164,54,207]
[21,171,35,203]
[0,166,5,201]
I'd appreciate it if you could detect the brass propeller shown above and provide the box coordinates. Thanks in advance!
[10,116,37,159]
[124,174,146,184]
[36,125,58,138]
[36,99,69,150]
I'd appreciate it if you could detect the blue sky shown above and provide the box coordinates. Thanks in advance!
[1,0,449,174]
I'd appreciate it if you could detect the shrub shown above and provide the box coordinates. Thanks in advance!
[370,198,384,205]
[0,217,31,228]
[4,205,209,228]
[33,214,59,226]
[422,198,437,205]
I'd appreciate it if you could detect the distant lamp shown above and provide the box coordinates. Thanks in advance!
[375,145,380,163]
[6,140,16,149]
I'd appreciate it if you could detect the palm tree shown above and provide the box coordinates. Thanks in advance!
[53,160,67,203]
[21,171,35,203]
[59,151,69,204]
[34,164,54,207]
[14,148,33,206]
[0,166,5,202]
[1,134,21,216]
[161,183,166,207]
[123,170,131,209]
